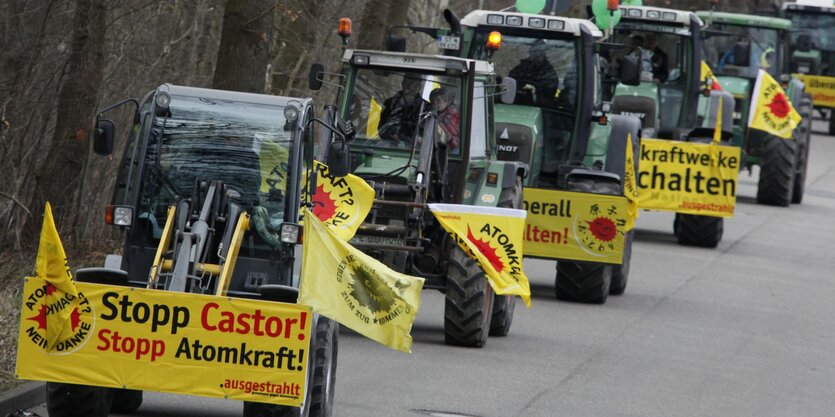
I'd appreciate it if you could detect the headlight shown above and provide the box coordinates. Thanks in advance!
[105,206,133,227]
[280,223,301,244]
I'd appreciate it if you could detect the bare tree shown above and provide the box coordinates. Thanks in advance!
[212,0,275,93]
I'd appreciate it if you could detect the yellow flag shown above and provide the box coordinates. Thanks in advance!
[701,60,723,91]
[258,138,290,194]
[366,97,382,138]
[428,204,532,307]
[307,161,375,240]
[748,69,802,139]
[29,202,80,351]
[623,134,639,231]
[298,209,424,353]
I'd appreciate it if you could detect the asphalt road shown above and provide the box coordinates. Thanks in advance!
[27,119,835,417]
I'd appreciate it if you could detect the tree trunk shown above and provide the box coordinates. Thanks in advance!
[34,0,106,241]
[212,0,274,93]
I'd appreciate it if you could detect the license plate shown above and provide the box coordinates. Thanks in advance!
[350,235,406,247]
[438,35,461,51]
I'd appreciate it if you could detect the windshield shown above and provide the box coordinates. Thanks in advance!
[786,11,835,52]
[612,22,691,85]
[348,69,463,153]
[472,33,578,112]
[702,24,779,78]
[140,93,294,231]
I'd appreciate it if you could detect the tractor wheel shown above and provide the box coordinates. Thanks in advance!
[490,176,522,337]
[674,213,724,248]
[110,389,142,414]
[756,135,797,207]
[46,383,113,417]
[829,109,835,136]
[243,317,338,417]
[555,261,612,304]
[609,230,633,295]
[444,247,493,347]
[792,94,813,204]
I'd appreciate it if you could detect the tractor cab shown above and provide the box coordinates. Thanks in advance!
[608,6,705,140]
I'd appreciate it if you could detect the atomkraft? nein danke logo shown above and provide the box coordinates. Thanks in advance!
[574,203,626,257]
[23,281,95,355]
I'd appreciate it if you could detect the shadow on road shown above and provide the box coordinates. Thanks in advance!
[633,228,677,244]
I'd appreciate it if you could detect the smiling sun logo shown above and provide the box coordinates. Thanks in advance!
[574,204,625,258]
[311,184,338,221]
[767,92,791,119]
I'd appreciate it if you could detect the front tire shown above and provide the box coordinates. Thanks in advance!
[792,94,813,204]
[243,317,338,417]
[555,261,612,304]
[609,230,633,295]
[674,213,724,248]
[756,135,797,207]
[444,247,493,347]
[110,389,142,414]
[46,383,112,417]
[490,175,522,337]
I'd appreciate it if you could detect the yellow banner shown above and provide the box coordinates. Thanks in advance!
[307,161,375,240]
[298,210,424,353]
[429,204,532,307]
[17,279,311,406]
[795,74,835,108]
[636,138,740,217]
[748,70,802,139]
[32,202,80,351]
[522,189,627,264]
[624,134,639,231]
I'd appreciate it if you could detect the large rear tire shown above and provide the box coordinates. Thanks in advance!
[490,176,522,337]
[110,389,142,414]
[792,94,813,204]
[756,135,796,207]
[674,213,723,248]
[444,247,493,347]
[243,317,338,417]
[555,262,612,304]
[46,383,112,417]
[609,230,633,295]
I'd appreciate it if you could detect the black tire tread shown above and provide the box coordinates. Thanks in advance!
[610,230,633,295]
[555,261,612,304]
[110,389,142,414]
[674,213,724,248]
[792,94,813,204]
[444,248,492,347]
[757,135,797,207]
[490,176,521,337]
[46,383,112,417]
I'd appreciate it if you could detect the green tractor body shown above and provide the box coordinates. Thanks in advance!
[698,10,814,206]
[447,10,642,303]
[322,49,526,345]
[46,85,340,417]
[606,5,734,248]
[781,1,835,134]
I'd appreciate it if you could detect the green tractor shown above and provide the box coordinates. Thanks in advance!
[45,85,344,417]
[607,5,736,248]
[442,9,643,304]
[376,7,641,303]
[310,45,527,346]
[781,1,835,135]
[697,10,814,206]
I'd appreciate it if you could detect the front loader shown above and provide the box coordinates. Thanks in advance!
[45,84,347,417]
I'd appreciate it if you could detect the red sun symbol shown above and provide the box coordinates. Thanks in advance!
[467,226,504,273]
[767,93,791,119]
[312,184,338,221]
[586,217,617,242]
[70,308,82,332]
[45,283,58,296]
[28,304,48,331]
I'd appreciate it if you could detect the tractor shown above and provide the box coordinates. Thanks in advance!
[606,4,736,248]
[45,84,344,417]
[781,0,835,135]
[309,29,527,347]
[697,10,814,206]
[387,7,644,304]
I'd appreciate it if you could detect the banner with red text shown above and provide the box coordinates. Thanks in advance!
[16,279,311,406]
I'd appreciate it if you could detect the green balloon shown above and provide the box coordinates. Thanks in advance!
[591,0,621,30]
[516,0,547,14]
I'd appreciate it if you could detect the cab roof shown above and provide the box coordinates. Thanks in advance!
[160,84,311,108]
[618,5,702,26]
[695,11,792,30]
[782,1,835,14]
[342,49,494,75]
[460,10,604,38]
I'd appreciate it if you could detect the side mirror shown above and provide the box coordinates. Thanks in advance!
[796,33,813,53]
[732,41,751,67]
[93,118,115,155]
[325,141,351,177]
[308,63,324,91]
[618,52,641,86]
[500,77,517,104]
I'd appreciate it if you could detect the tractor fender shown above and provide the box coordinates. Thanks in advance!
[604,114,641,182]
